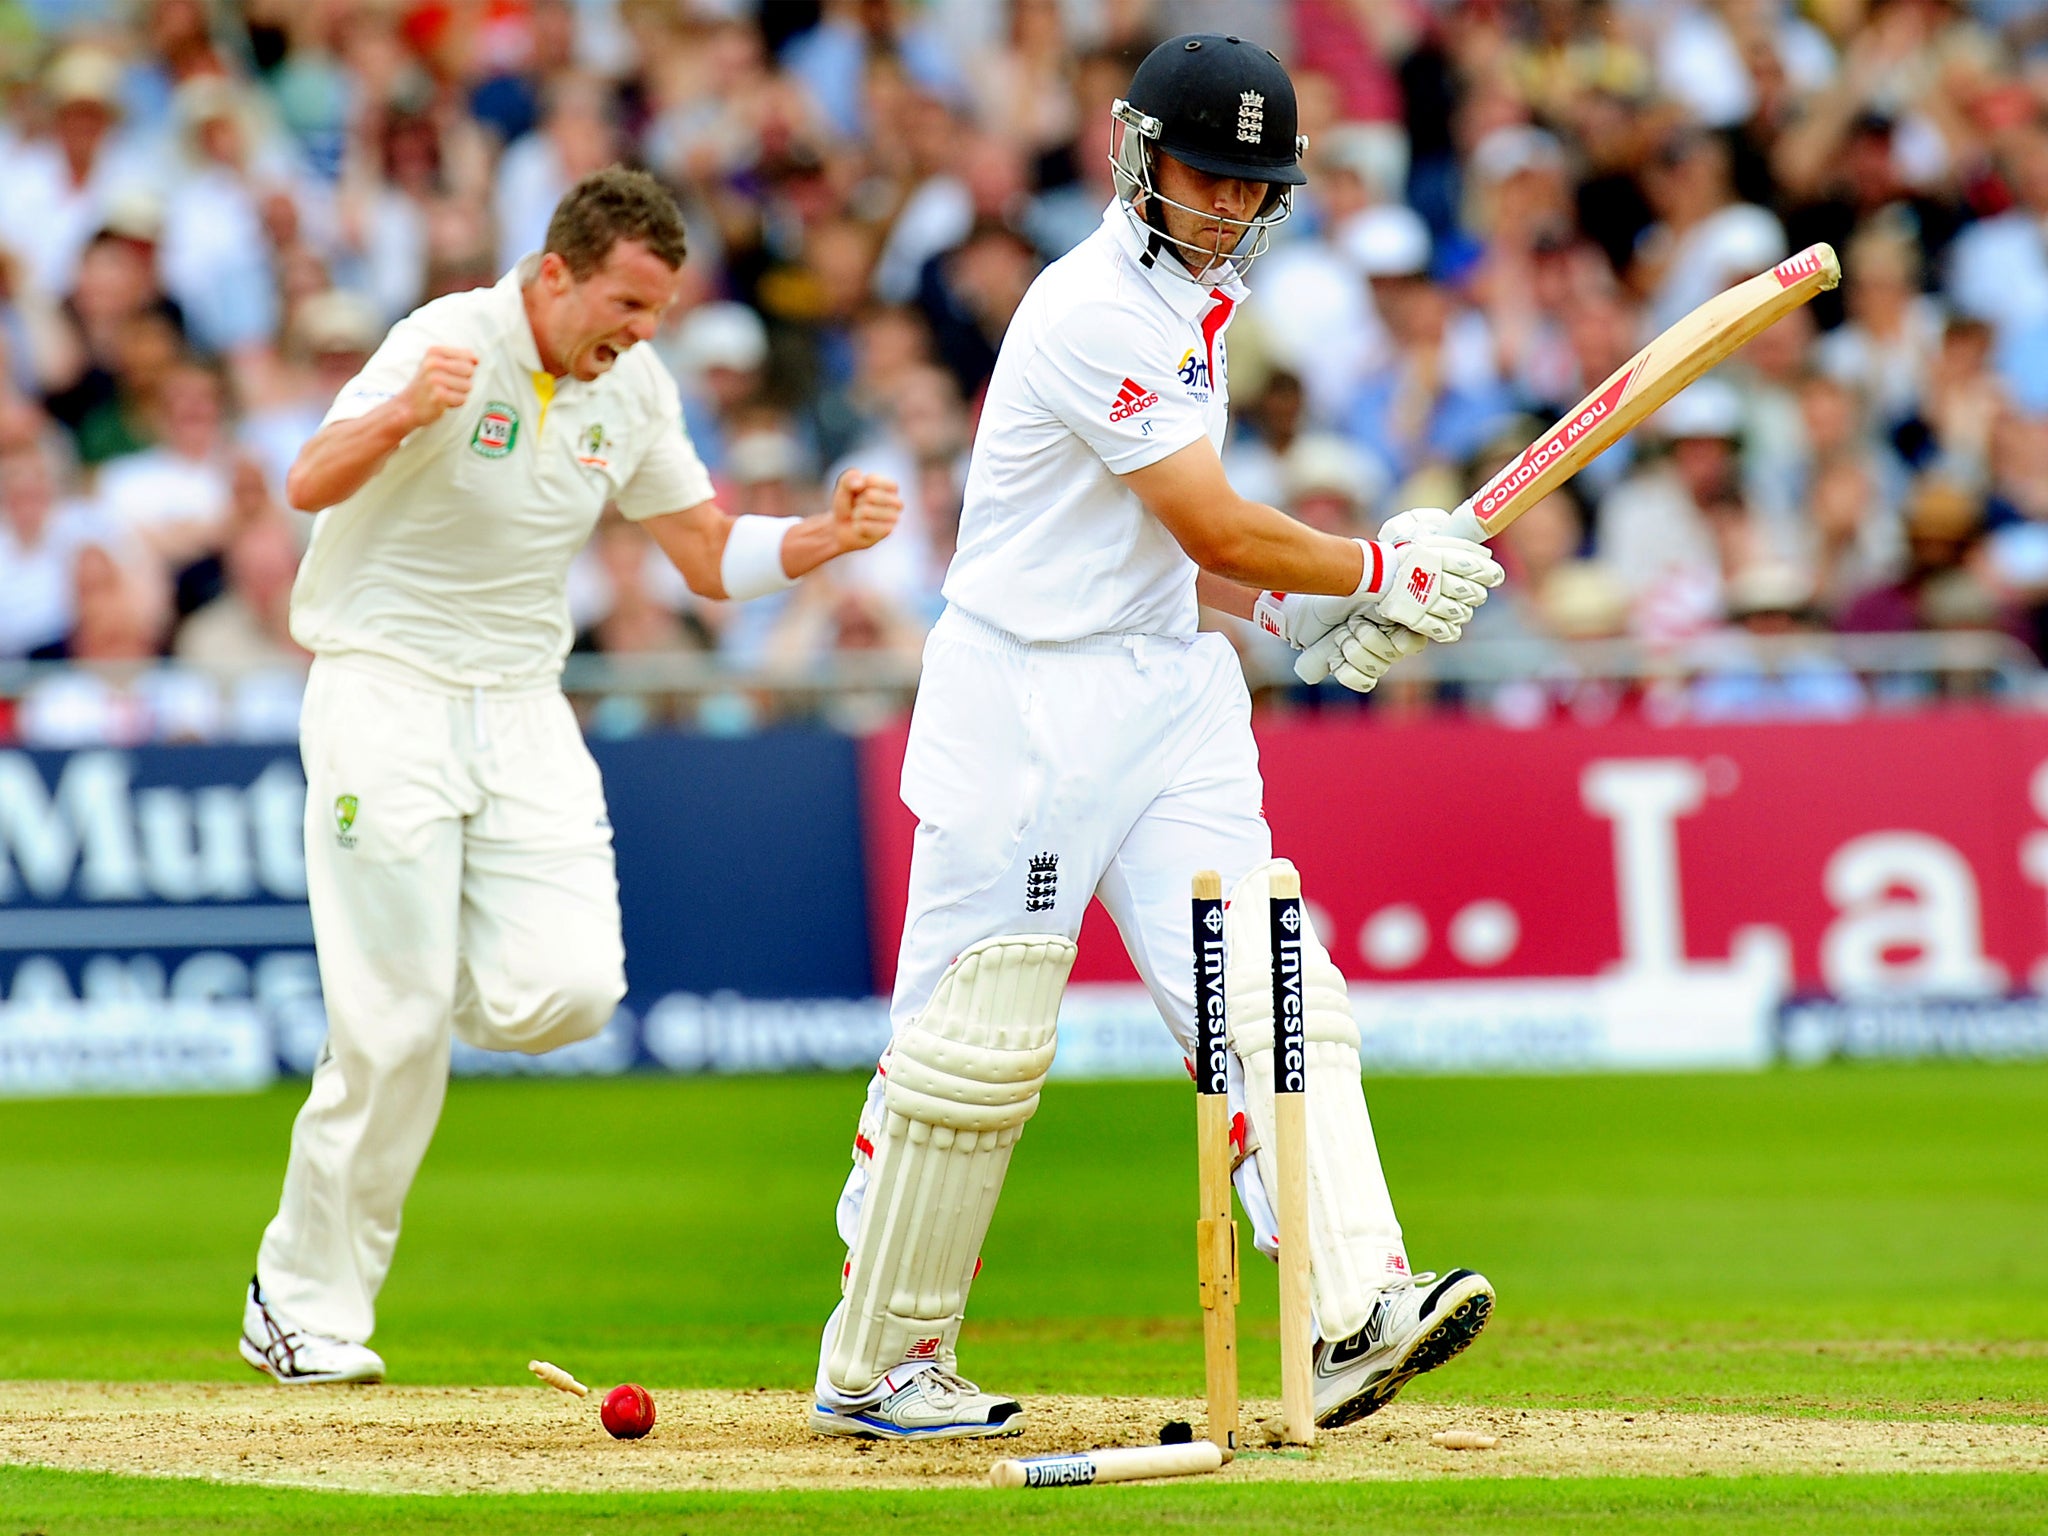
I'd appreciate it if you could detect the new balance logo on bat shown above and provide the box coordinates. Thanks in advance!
[1773,247,1826,288]
[1109,377,1159,422]
[1472,365,1637,525]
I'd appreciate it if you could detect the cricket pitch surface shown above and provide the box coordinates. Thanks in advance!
[4,1382,2043,1494]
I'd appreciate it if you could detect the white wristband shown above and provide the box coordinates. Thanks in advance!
[1350,538,1391,599]
[720,514,800,601]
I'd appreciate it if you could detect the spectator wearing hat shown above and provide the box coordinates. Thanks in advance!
[660,300,771,476]
[0,47,152,302]
[1461,125,1583,409]
[1816,223,1947,433]
[240,290,384,497]
[1686,562,1865,722]
[1279,432,1385,537]
[1336,202,1511,490]
[1839,474,2023,644]
[1598,376,1778,637]
[159,78,305,358]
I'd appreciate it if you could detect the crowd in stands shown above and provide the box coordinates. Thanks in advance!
[4,0,2048,743]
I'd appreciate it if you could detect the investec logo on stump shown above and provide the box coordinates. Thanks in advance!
[0,748,314,1095]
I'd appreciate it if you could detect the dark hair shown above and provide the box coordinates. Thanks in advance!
[545,167,688,278]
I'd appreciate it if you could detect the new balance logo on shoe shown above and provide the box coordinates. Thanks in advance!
[1109,378,1159,422]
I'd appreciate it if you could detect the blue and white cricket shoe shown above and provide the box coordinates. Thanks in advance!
[1312,1268,1494,1428]
[810,1367,1024,1440]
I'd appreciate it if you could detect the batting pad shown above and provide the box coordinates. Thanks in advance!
[1225,859,1406,1340]
[826,933,1073,1395]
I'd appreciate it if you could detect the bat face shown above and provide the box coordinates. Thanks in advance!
[1472,363,1640,534]
[1454,241,1840,544]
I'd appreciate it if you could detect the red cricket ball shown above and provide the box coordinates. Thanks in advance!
[600,1383,656,1440]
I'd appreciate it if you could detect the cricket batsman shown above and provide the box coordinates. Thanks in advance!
[240,168,901,1384]
[809,36,1499,1440]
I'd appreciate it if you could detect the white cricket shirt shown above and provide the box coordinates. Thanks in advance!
[942,201,1246,642]
[290,257,715,688]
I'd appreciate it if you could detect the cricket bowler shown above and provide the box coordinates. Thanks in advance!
[240,168,902,1384]
[809,35,1498,1439]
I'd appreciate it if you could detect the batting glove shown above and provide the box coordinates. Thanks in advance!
[1372,536,1504,644]
[1329,614,1428,694]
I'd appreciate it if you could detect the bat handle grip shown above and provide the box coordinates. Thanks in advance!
[1445,499,1486,545]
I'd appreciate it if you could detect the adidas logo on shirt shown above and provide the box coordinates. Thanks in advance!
[1109,377,1160,423]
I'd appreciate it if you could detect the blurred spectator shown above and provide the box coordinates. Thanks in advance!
[1634,128,1787,331]
[825,362,965,618]
[1279,433,1383,537]
[573,510,713,658]
[1222,368,1307,511]
[1949,117,2048,337]
[783,0,964,144]
[1840,474,2018,639]
[662,300,770,475]
[1598,377,1769,637]
[158,78,301,358]
[14,544,222,748]
[916,216,1038,400]
[93,358,234,581]
[239,289,381,496]
[174,508,306,671]
[0,45,150,300]
[0,429,108,658]
[1815,221,1945,432]
[1338,203,1510,488]
[495,73,618,270]
[1687,564,1866,722]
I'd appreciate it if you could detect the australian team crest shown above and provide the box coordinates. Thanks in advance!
[334,794,359,848]
[470,401,519,458]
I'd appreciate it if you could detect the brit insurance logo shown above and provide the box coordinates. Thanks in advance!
[1109,377,1159,423]
[1177,347,1212,401]
[470,400,519,458]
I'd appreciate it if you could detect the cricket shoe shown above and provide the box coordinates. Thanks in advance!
[239,1277,385,1385]
[809,1367,1024,1440]
[1312,1268,1494,1429]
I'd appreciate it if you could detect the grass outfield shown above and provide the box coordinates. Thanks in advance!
[3,1064,2045,1530]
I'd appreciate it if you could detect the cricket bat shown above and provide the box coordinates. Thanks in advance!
[1297,242,1840,682]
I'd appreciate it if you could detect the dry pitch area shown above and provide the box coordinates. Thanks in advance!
[3,1382,2043,1495]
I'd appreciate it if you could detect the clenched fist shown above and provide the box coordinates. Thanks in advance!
[401,346,478,431]
[829,469,903,552]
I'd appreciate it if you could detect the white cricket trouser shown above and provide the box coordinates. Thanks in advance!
[256,655,625,1343]
[817,607,1405,1404]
